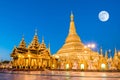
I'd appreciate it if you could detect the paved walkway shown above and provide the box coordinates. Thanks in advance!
[0,71,120,80]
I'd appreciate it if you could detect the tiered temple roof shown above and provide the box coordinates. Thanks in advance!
[11,30,51,57]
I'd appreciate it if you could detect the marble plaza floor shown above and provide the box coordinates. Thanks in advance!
[0,71,120,80]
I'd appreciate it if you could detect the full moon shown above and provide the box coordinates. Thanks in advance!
[98,11,109,22]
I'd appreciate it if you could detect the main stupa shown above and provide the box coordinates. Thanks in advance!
[54,12,103,70]
[55,12,98,59]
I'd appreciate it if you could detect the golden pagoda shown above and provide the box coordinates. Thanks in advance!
[10,30,57,70]
[54,12,117,70]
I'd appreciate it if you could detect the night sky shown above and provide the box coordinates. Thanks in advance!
[0,0,120,60]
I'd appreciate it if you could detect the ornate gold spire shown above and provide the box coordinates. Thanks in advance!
[105,50,108,59]
[19,35,26,48]
[65,12,81,43]
[35,29,37,36]
[69,12,76,34]
[56,12,95,56]
[100,47,103,55]
[114,48,117,55]
[28,30,39,49]
[70,11,74,21]
[40,36,46,50]
[114,48,118,59]
[48,42,50,51]
[42,36,44,43]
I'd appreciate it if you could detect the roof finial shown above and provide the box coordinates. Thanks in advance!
[100,47,103,55]
[114,47,117,53]
[105,50,108,58]
[70,11,74,21]
[22,34,24,40]
[48,42,50,50]
[114,48,117,56]
[35,29,37,35]
[42,36,44,43]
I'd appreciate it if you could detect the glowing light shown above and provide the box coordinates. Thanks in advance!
[18,55,21,57]
[52,64,54,68]
[28,55,30,57]
[86,43,96,49]
[91,44,95,48]
[101,63,106,70]
[80,64,84,70]
[87,44,91,47]
[84,46,87,49]
[66,64,69,69]
[55,55,59,58]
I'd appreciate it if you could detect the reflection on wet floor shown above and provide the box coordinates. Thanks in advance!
[0,71,120,80]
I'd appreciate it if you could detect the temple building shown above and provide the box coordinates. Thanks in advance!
[53,12,120,70]
[10,31,57,70]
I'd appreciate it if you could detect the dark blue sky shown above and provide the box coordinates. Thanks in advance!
[0,0,120,60]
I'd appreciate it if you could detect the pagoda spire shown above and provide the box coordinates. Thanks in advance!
[40,36,46,50]
[114,48,118,59]
[100,47,103,55]
[42,36,44,43]
[69,12,77,35]
[35,29,37,36]
[114,48,117,55]
[105,50,108,59]
[65,12,81,43]
[19,35,26,48]
[28,30,40,49]
[48,42,50,51]
[22,35,24,40]
[100,47,102,54]
[70,11,74,21]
